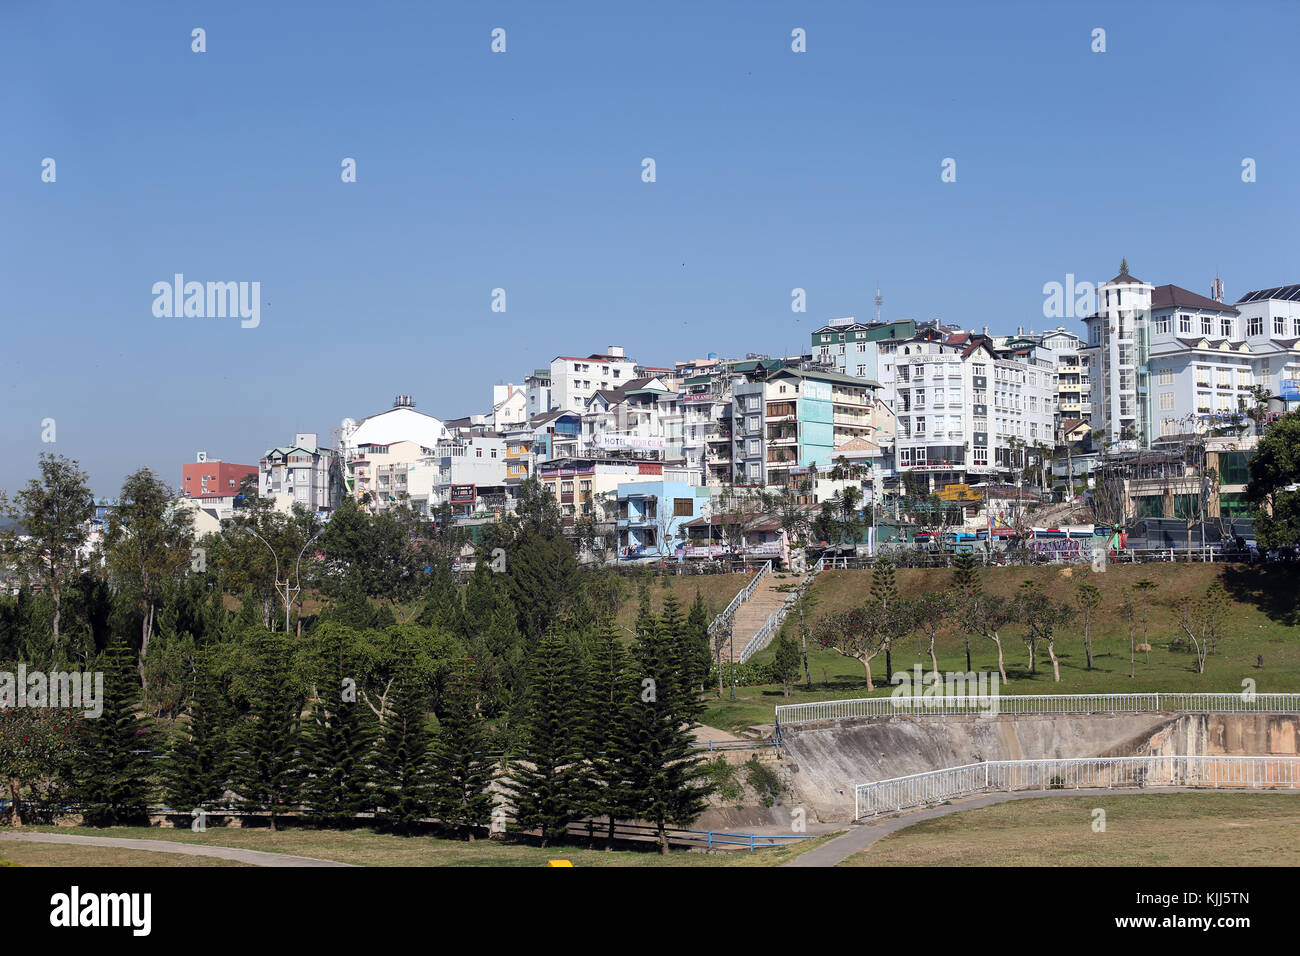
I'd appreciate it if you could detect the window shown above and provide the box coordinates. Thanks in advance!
[490,448,497,458]
[673,498,693,517]
[1249,315,1263,336]
[1200,316,1212,336]
[1179,314,1192,334]
[1276,316,1287,336]
[856,365,866,376]
[476,448,482,458]
[1221,318,1234,338]
[1158,367,1173,386]
[1154,315,1170,334]
[1159,391,1174,410]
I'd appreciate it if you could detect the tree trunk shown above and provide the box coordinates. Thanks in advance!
[928,636,940,682]
[7,777,22,827]
[1083,620,1093,669]
[1048,640,1061,682]
[606,815,616,851]
[861,657,875,692]
[990,634,1008,683]
[139,602,155,689]
[658,821,669,855]
[965,639,971,673]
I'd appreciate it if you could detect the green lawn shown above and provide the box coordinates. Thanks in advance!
[0,841,246,867]
[704,564,1300,734]
[841,792,1300,866]
[21,825,834,867]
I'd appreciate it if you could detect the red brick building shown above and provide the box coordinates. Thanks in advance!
[181,459,257,500]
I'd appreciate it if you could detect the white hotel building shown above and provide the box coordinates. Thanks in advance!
[1084,272,1300,447]
[893,335,1056,489]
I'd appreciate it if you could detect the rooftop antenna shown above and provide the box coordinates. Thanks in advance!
[1211,269,1224,303]
[875,281,883,323]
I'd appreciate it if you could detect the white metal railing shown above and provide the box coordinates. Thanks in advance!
[737,558,826,663]
[777,692,1300,726]
[853,755,1300,819]
[708,560,772,635]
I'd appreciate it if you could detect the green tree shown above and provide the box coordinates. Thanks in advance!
[429,668,496,841]
[162,655,233,813]
[76,640,154,827]
[1014,581,1076,681]
[1074,582,1102,670]
[772,632,801,697]
[228,629,301,832]
[0,706,79,826]
[615,622,714,853]
[372,648,433,835]
[503,634,585,847]
[951,554,979,671]
[102,467,195,688]
[0,454,95,650]
[1246,411,1300,548]
[871,559,899,679]
[300,626,375,826]
[582,619,628,849]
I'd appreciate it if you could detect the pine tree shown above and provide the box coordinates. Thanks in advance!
[300,626,375,826]
[428,669,495,841]
[228,629,301,832]
[634,585,655,638]
[417,563,465,637]
[503,634,585,847]
[871,559,899,681]
[685,589,713,695]
[162,654,232,812]
[615,620,714,854]
[373,650,433,835]
[582,619,628,849]
[77,639,154,827]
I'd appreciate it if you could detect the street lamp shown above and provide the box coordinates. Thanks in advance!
[242,523,324,634]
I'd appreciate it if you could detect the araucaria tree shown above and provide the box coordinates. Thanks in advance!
[870,559,900,679]
[228,630,302,832]
[429,668,497,841]
[77,640,154,827]
[300,626,375,826]
[163,655,233,813]
[503,634,585,847]
[373,647,434,835]
[614,615,713,854]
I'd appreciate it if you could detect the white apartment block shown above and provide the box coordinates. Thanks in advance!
[548,346,637,411]
[258,432,344,513]
[893,337,1055,488]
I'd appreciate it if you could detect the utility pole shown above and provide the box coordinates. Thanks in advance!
[244,524,324,634]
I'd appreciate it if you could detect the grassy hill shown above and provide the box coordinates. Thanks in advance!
[702,562,1300,733]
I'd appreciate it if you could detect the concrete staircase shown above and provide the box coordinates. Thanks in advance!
[723,575,795,664]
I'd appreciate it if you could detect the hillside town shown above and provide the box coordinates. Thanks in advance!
[163,267,1299,567]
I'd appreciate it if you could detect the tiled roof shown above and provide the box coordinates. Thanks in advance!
[1151,284,1239,314]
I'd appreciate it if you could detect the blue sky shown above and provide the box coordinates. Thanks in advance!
[2,0,1297,495]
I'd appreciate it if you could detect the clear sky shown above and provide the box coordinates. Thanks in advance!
[2,0,1297,495]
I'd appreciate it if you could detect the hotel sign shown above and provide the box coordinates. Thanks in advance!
[449,484,476,504]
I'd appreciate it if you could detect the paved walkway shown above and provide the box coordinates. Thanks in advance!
[0,832,354,867]
[784,786,1300,867]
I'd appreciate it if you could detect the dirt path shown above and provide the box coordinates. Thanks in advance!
[0,832,354,867]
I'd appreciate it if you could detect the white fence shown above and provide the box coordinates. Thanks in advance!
[854,755,1300,819]
[708,561,772,636]
[777,692,1300,726]
[737,557,826,664]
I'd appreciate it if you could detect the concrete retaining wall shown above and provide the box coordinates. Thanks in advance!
[781,711,1300,822]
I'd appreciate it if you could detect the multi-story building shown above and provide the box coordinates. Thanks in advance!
[338,396,451,505]
[524,368,552,420]
[810,317,917,379]
[1233,283,1300,396]
[679,369,733,485]
[407,432,508,515]
[181,455,257,506]
[732,366,880,488]
[893,336,1055,490]
[1083,269,1284,448]
[548,346,637,411]
[614,480,708,560]
[536,456,698,533]
[258,433,346,514]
